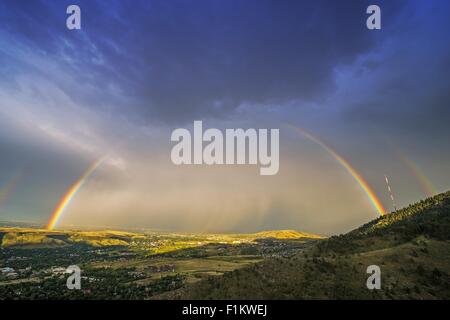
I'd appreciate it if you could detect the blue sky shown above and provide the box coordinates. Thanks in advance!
[0,0,449,234]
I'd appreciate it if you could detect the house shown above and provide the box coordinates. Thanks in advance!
[6,272,18,279]
[0,267,15,274]
[51,267,67,275]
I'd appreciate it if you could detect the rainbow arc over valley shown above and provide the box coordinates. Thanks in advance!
[289,125,386,216]
[46,157,106,230]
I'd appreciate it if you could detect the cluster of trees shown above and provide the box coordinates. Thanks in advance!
[317,191,450,255]
[0,269,184,300]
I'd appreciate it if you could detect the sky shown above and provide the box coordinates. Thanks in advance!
[0,0,449,235]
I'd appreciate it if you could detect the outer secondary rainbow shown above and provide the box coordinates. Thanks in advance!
[0,172,23,208]
[46,157,106,230]
[289,125,386,216]
[395,150,436,197]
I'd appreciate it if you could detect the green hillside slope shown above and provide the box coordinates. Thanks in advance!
[175,191,450,299]
[0,229,143,248]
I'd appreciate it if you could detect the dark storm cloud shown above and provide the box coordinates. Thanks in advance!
[2,0,450,232]
[334,0,450,142]
[0,0,405,124]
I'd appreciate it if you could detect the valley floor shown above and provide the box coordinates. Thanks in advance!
[0,228,318,299]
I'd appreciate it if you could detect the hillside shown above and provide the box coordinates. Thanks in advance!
[172,191,450,299]
[0,228,144,248]
[0,227,320,249]
[251,230,324,240]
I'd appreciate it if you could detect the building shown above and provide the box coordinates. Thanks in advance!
[0,267,15,274]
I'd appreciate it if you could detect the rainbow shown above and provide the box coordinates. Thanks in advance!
[395,151,436,197]
[47,157,106,230]
[0,172,23,208]
[0,174,21,206]
[289,125,386,216]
